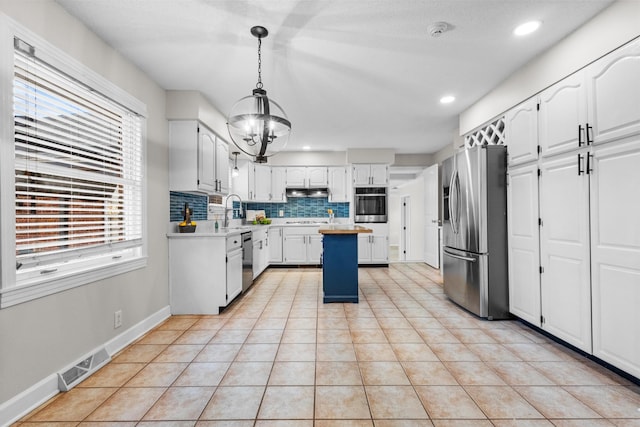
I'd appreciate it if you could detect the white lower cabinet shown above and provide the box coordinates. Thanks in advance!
[507,135,640,377]
[506,163,541,327]
[357,223,388,264]
[268,227,283,263]
[539,151,592,352]
[282,226,322,264]
[226,246,243,301]
[252,228,269,279]
[590,137,640,378]
[168,234,242,315]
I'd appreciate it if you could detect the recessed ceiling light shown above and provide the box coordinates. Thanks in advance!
[302,145,311,150]
[514,20,541,36]
[440,95,455,104]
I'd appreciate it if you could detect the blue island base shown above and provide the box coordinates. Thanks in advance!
[322,233,359,304]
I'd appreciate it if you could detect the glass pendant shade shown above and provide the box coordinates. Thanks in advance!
[227,26,291,164]
[227,88,291,163]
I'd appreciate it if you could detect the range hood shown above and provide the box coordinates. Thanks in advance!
[286,188,329,198]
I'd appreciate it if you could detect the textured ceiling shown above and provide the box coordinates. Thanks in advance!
[55,0,614,154]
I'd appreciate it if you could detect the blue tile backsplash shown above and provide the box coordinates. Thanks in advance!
[170,193,349,221]
[245,197,349,219]
[170,192,208,222]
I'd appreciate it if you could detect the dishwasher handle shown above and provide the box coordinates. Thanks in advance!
[443,248,477,262]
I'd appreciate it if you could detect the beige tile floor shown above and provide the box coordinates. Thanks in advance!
[15,263,640,426]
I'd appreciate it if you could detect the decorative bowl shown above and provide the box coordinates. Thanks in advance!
[178,224,197,233]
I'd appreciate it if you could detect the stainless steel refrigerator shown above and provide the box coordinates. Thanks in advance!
[441,145,509,319]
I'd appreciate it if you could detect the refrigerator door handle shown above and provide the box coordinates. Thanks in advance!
[443,248,477,262]
[449,171,460,234]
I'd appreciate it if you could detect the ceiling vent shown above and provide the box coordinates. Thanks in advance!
[428,22,450,38]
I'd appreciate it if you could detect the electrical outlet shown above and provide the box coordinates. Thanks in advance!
[114,310,123,329]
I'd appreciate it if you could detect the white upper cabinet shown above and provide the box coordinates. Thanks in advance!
[271,167,287,202]
[198,127,217,193]
[586,38,640,145]
[538,72,588,158]
[233,162,286,203]
[285,167,306,187]
[505,97,539,166]
[215,138,230,195]
[353,164,388,186]
[328,166,349,202]
[538,38,640,159]
[233,159,253,200]
[253,164,272,202]
[308,167,328,187]
[506,163,541,327]
[169,120,228,195]
[285,166,328,188]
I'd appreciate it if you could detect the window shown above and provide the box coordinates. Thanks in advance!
[0,32,146,308]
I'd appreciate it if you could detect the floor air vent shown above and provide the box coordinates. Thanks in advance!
[57,347,110,391]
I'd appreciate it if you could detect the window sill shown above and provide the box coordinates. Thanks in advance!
[0,257,147,309]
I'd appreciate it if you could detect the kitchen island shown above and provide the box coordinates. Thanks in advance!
[318,225,372,303]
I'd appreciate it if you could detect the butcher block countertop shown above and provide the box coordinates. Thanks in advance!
[318,225,372,234]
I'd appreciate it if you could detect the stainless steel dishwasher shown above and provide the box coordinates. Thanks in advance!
[241,232,253,292]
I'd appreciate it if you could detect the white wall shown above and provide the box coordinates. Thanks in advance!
[460,0,640,134]
[0,0,169,412]
[388,192,401,247]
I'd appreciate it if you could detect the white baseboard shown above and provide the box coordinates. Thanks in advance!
[0,305,171,427]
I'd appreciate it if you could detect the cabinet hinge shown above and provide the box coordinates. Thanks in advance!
[226,294,228,300]
[536,103,540,111]
[539,266,544,274]
[538,218,543,226]
[540,315,545,324]
[197,125,200,133]
[537,169,541,177]
[537,145,541,154]
[225,256,228,263]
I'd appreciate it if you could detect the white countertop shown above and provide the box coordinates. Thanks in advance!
[166,218,351,238]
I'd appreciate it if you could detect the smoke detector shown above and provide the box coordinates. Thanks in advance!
[428,22,450,38]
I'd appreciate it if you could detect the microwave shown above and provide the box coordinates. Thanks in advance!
[354,187,387,223]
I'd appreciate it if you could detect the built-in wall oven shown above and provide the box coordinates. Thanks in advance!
[354,187,387,223]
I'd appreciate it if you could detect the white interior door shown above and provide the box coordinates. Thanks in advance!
[424,164,440,268]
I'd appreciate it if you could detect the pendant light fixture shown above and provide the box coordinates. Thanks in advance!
[231,151,240,178]
[227,26,291,163]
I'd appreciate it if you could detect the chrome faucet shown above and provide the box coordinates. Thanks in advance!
[224,193,243,228]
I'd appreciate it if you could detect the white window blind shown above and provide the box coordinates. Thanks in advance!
[12,37,143,279]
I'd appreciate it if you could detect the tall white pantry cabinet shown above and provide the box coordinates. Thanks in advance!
[506,37,640,378]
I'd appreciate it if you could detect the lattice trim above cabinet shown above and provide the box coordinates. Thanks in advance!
[465,116,506,148]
